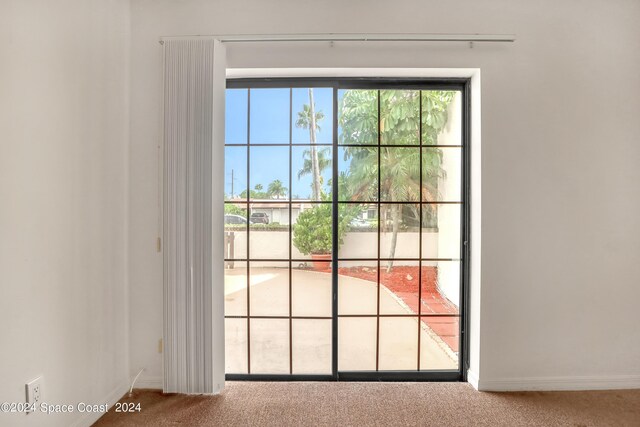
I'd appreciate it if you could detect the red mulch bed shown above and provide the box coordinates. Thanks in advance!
[338,266,459,352]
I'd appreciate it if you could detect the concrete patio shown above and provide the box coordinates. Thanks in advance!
[224,267,458,374]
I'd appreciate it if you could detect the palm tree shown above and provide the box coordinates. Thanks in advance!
[295,89,325,201]
[254,184,263,191]
[297,147,331,192]
[267,179,287,199]
[343,145,437,271]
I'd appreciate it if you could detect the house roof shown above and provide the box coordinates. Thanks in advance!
[227,198,313,209]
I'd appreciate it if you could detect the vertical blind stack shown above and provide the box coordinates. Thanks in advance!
[162,38,225,394]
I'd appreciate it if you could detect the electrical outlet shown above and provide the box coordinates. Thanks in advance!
[25,376,42,413]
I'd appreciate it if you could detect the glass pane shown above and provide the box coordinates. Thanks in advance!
[225,318,248,373]
[291,262,331,317]
[292,319,331,374]
[292,203,332,259]
[380,204,420,259]
[378,317,418,370]
[338,147,378,202]
[250,146,289,201]
[249,203,289,259]
[249,262,289,316]
[338,89,378,145]
[225,84,465,378]
[249,88,289,144]
[249,319,289,374]
[380,147,420,202]
[421,90,460,146]
[380,90,420,145]
[421,261,460,311]
[337,203,378,260]
[291,146,332,200]
[224,207,247,260]
[224,262,247,316]
[338,261,378,315]
[225,89,248,144]
[225,146,247,201]
[379,260,420,315]
[338,317,377,371]
[421,204,461,259]
[292,88,333,144]
[420,316,459,370]
[422,147,461,202]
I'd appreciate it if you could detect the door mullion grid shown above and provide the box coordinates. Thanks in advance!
[417,91,423,371]
[224,80,468,382]
[246,88,252,374]
[288,88,293,375]
[375,90,382,372]
[331,85,339,379]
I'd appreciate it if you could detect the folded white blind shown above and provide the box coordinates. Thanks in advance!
[162,38,226,394]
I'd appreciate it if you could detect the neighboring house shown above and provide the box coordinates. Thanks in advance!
[227,198,380,225]
[227,198,313,225]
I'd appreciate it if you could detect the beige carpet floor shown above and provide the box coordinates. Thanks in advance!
[93,382,640,426]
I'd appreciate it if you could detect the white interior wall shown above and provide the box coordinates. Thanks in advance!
[0,1,131,425]
[129,0,640,390]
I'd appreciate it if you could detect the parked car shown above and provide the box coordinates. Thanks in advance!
[349,218,370,229]
[250,212,269,224]
[224,214,248,225]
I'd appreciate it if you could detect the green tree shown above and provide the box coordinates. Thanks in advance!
[254,183,263,192]
[295,89,325,201]
[338,89,454,271]
[224,203,247,216]
[239,187,268,199]
[267,179,287,199]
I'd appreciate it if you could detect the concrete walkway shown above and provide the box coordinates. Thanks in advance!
[224,267,457,374]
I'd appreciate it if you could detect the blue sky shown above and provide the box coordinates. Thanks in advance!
[225,88,334,199]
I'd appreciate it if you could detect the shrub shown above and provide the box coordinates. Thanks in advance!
[293,203,356,255]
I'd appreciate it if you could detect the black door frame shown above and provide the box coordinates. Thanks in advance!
[225,77,471,382]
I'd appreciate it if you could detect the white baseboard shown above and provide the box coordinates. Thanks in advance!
[133,375,163,390]
[477,375,640,391]
[466,369,480,390]
[70,381,129,427]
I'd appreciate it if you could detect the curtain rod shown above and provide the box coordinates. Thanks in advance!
[159,33,516,44]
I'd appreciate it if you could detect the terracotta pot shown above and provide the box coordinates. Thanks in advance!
[310,253,332,272]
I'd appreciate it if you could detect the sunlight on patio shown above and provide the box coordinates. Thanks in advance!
[225,267,458,374]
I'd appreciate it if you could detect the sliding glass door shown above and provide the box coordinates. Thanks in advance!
[223,79,469,381]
